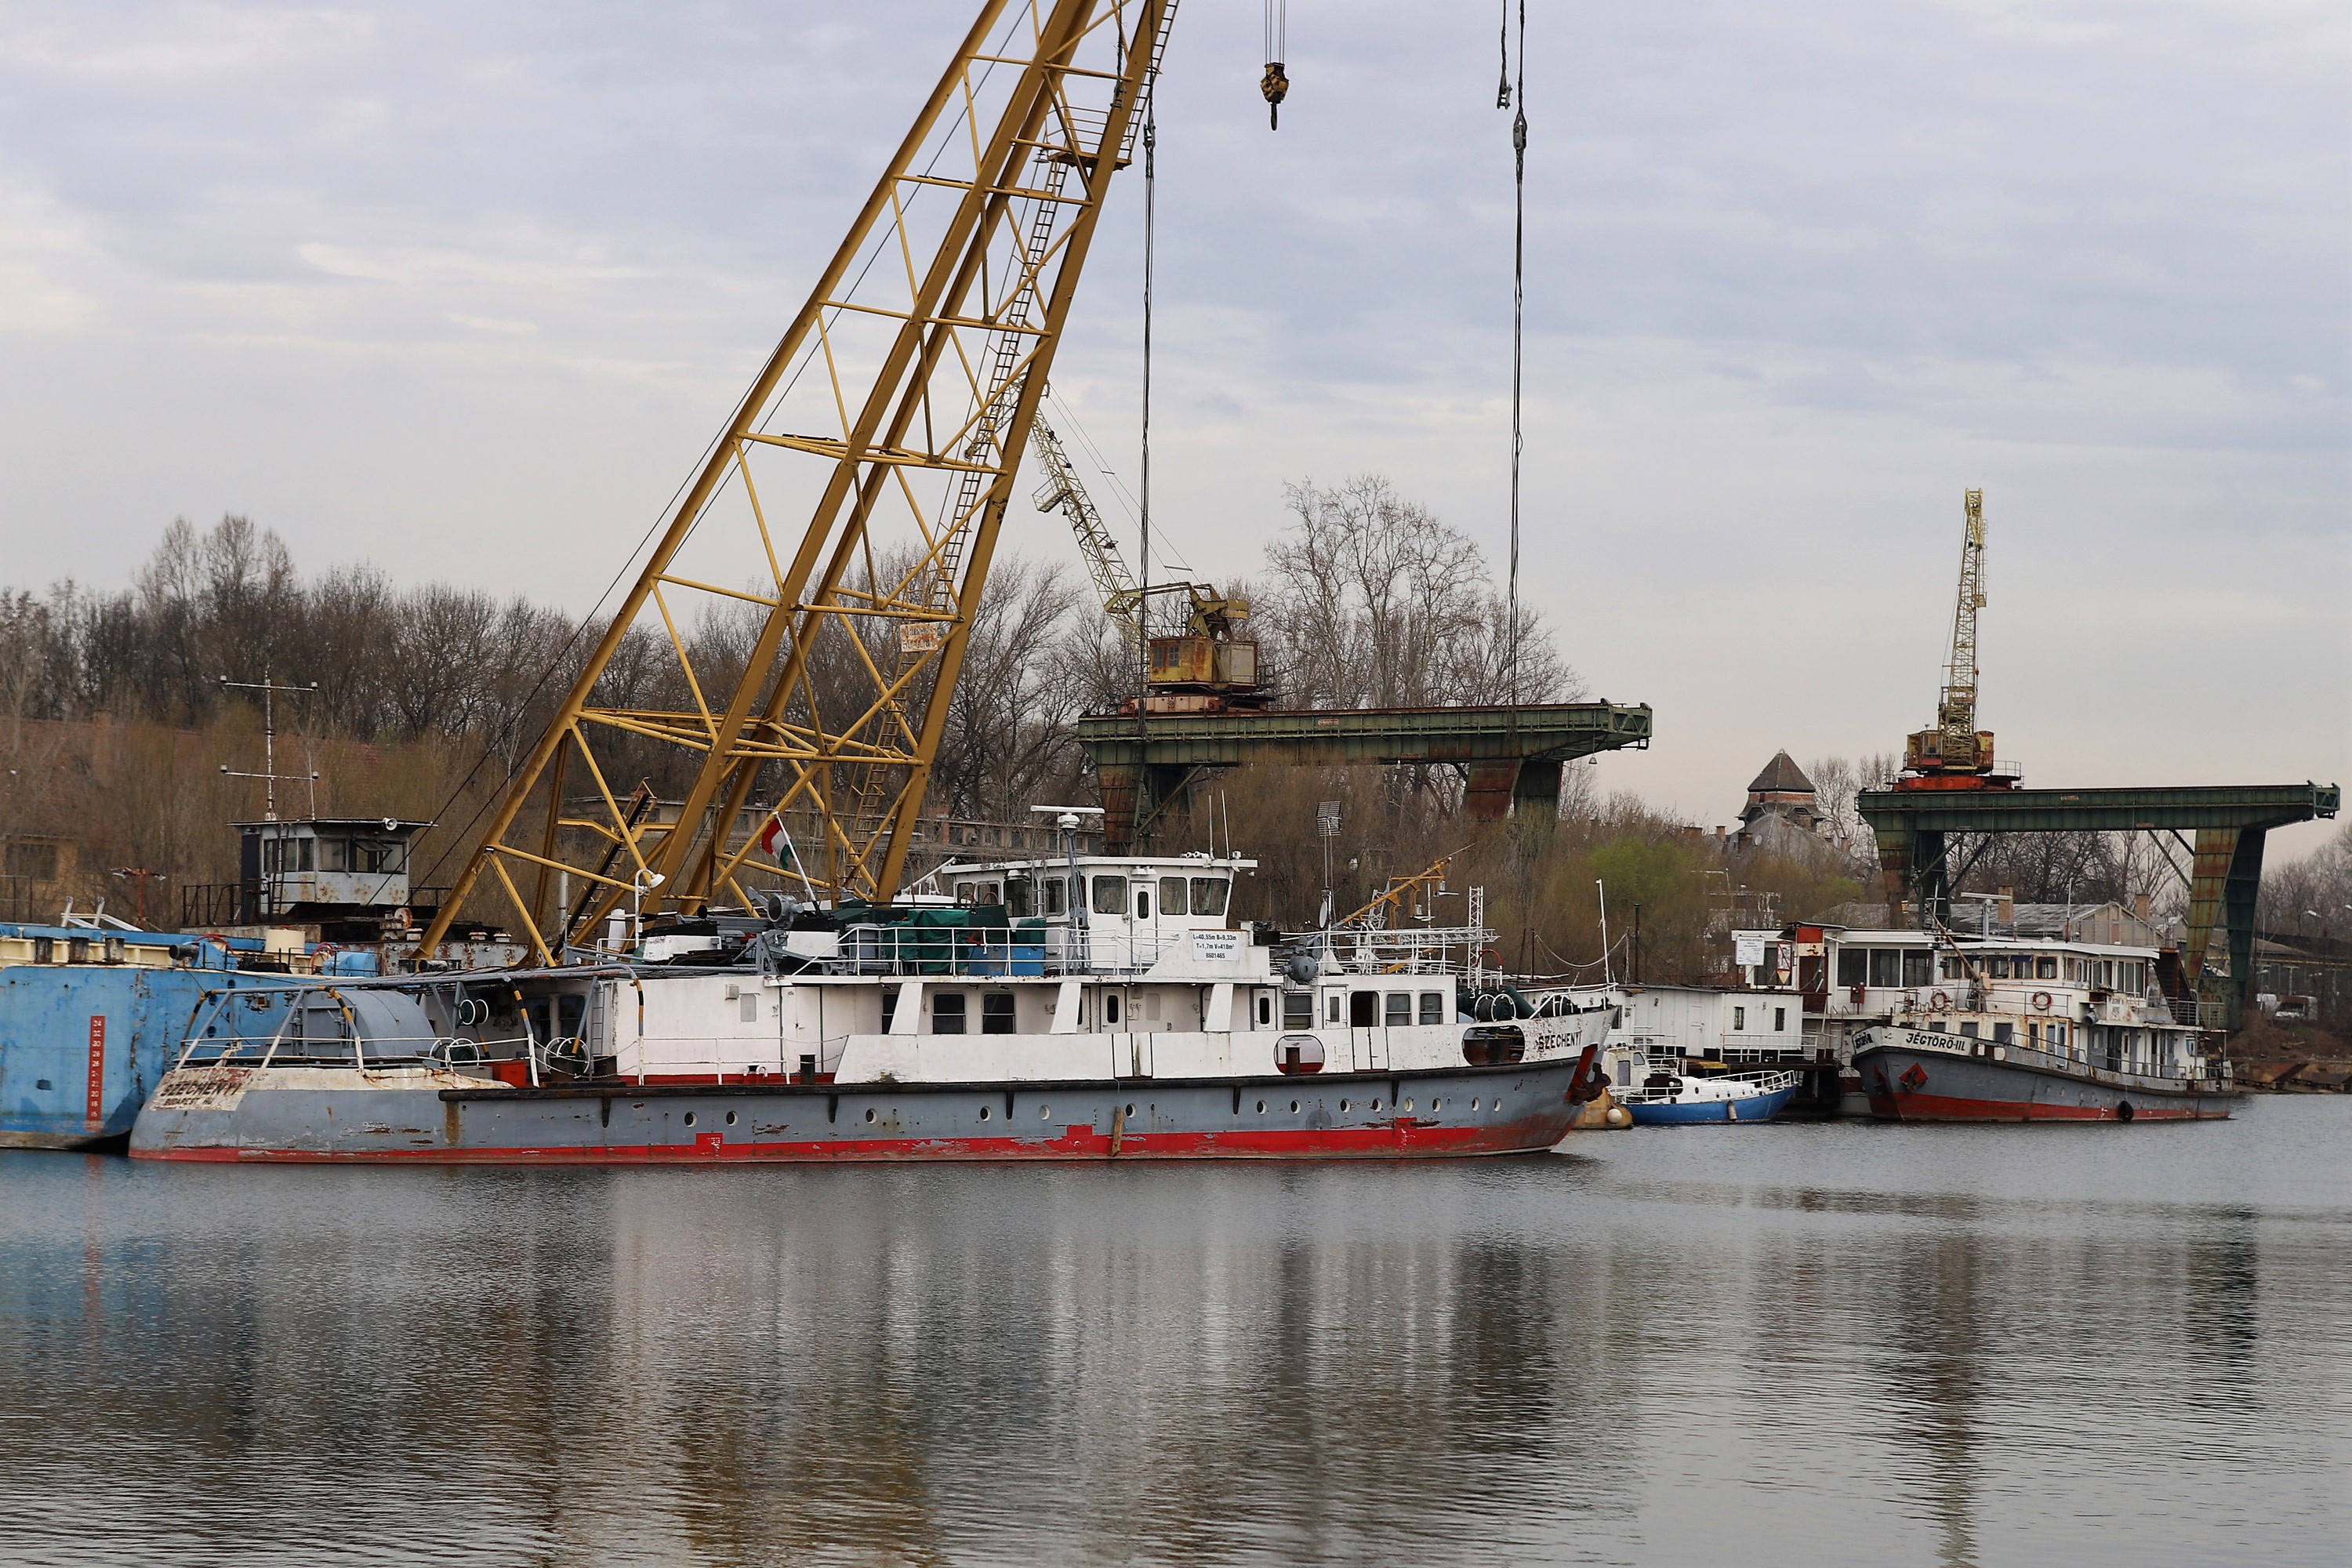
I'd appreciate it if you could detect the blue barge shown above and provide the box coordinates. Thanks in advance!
[0,926,333,1149]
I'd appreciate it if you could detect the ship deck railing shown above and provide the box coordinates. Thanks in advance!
[832,921,1167,978]
[1316,924,1497,979]
[1884,1029,2230,1091]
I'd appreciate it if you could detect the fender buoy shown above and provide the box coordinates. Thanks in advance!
[1930,990,1951,1011]
[2115,1100,2136,1122]
[2031,991,2052,1011]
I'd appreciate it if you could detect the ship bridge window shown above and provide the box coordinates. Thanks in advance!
[1006,877,1034,918]
[2037,956,2058,980]
[1189,878,1229,917]
[1091,876,1127,915]
[1040,877,1068,916]
[1989,956,2011,979]
[1836,949,1867,987]
[1159,877,1189,916]
[1283,991,1312,1029]
[1903,951,1933,986]
[1419,992,1443,1025]
[1868,950,1900,988]
[933,992,967,1035]
[982,992,1015,1035]
[1385,993,1410,1027]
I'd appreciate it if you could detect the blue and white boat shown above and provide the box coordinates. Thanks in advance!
[1617,1065,1798,1125]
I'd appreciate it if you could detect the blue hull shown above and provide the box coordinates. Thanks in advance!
[0,959,297,1149]
[1625,1084,1796,1126]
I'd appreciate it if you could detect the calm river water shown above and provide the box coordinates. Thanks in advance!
[2,1102,2347,1567]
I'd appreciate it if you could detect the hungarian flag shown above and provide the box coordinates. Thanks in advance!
[757,811,799,869]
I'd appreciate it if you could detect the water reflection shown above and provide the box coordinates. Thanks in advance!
[2,1103,2347,1566]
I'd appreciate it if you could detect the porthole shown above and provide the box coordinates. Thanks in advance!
[1123,1102,1136,1117]
[979,1105,992,1121]
[1469,1098,1479,1112]
[1040,1105,1052,1120]
[1289,1099,1301,1113]
[1430,1098,1442,1112]
[683,1112,696,1127]
[864,1108,877,1123]
[1370,1098,1382,1112]
[724,1111,737,1127]
[1254,1099,1267,1113]
[1403,1098,1415,1112]
[1339,1098,1351,1112]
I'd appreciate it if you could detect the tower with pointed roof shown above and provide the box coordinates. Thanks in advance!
[1738,751,1828,845]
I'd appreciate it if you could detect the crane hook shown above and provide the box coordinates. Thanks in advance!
[1261,61,1289,129]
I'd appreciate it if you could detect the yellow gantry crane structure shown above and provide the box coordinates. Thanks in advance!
[1902,488,1999,784]
[417,0,1180,963]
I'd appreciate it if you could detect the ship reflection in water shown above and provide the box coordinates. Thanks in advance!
[2,1105,2345,1567]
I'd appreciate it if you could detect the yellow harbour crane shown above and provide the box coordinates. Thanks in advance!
[1025,394,1260,708]
[1900,489,2009,789]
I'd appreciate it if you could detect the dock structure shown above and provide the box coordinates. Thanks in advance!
[1076,702,1653,850]
[1857,782,2342,1028]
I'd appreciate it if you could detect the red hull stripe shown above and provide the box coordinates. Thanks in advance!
[132,1116,1578,1164]
[1864,1090,2227,1123]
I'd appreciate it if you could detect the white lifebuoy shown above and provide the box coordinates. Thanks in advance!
[1930,990,1951,1011]
[2032,991,2052,1011]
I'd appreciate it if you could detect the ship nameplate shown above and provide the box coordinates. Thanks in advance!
[150,1066,256,1111]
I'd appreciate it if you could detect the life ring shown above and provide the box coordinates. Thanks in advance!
[2031,991,2052,1011]
[1930,990,1951,1011]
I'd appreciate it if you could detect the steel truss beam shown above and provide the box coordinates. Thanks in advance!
[1076,702,1655,851]
[419,1,1178,960]
[1858,782,2340,1029]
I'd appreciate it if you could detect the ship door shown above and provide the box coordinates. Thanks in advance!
[1348,989,1381,1071]
[1134,878,1167,964]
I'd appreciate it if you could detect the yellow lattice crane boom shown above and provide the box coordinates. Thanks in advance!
[1902,488,2000,784]
[1026,395,1261,706]
[416,1,1180,962]
[1027,398,1151,648]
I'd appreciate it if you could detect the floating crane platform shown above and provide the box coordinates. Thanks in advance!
[1077,701,1653,850]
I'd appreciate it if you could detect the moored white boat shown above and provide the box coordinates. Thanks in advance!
[1853,930,2238,1123]
[1615,1066,1798,1125]
[130,843,1618,1163]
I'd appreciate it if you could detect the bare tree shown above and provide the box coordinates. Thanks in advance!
[1260,475,1581,710]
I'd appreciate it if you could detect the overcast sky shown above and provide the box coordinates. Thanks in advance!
[2,1,2345,858]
